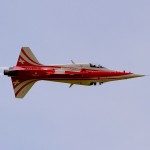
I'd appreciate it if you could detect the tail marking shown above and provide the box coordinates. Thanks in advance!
[12,78,38,98]
[17,47,42,66]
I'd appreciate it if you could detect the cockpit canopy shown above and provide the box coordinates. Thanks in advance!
[90,63,105,68]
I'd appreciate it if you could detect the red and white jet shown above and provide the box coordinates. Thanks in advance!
[3,47,144,98]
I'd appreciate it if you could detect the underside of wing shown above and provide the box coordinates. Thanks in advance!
[48,78,109,86]
[49,80,94,86]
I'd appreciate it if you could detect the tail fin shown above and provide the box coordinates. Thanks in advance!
[11,77,37,98]
[16,47,42,66]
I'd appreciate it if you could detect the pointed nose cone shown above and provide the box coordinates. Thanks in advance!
[130,74,145,78]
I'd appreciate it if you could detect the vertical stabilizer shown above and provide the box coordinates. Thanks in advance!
[16,47,42,66]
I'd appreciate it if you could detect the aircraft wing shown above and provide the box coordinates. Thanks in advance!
[50,79,93,86]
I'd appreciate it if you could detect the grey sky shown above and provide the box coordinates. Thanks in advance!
[0,0,150,150]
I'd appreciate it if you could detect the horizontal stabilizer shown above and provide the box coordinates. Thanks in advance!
[11,77,38,98]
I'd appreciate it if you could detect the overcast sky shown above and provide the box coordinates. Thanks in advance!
[0,0,150,150]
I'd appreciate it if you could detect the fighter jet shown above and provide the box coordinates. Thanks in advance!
[3,47,144,98]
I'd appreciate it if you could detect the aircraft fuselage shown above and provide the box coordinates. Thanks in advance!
[2,47,144,98]
[4,64,143,86]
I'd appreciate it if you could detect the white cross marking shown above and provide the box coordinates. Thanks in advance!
[13,80,20,86]
[33,72,39,76]
[19,59,25,64]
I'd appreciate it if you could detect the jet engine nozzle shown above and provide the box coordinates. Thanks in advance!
[4,70,18,76]
[0,67,10,76]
